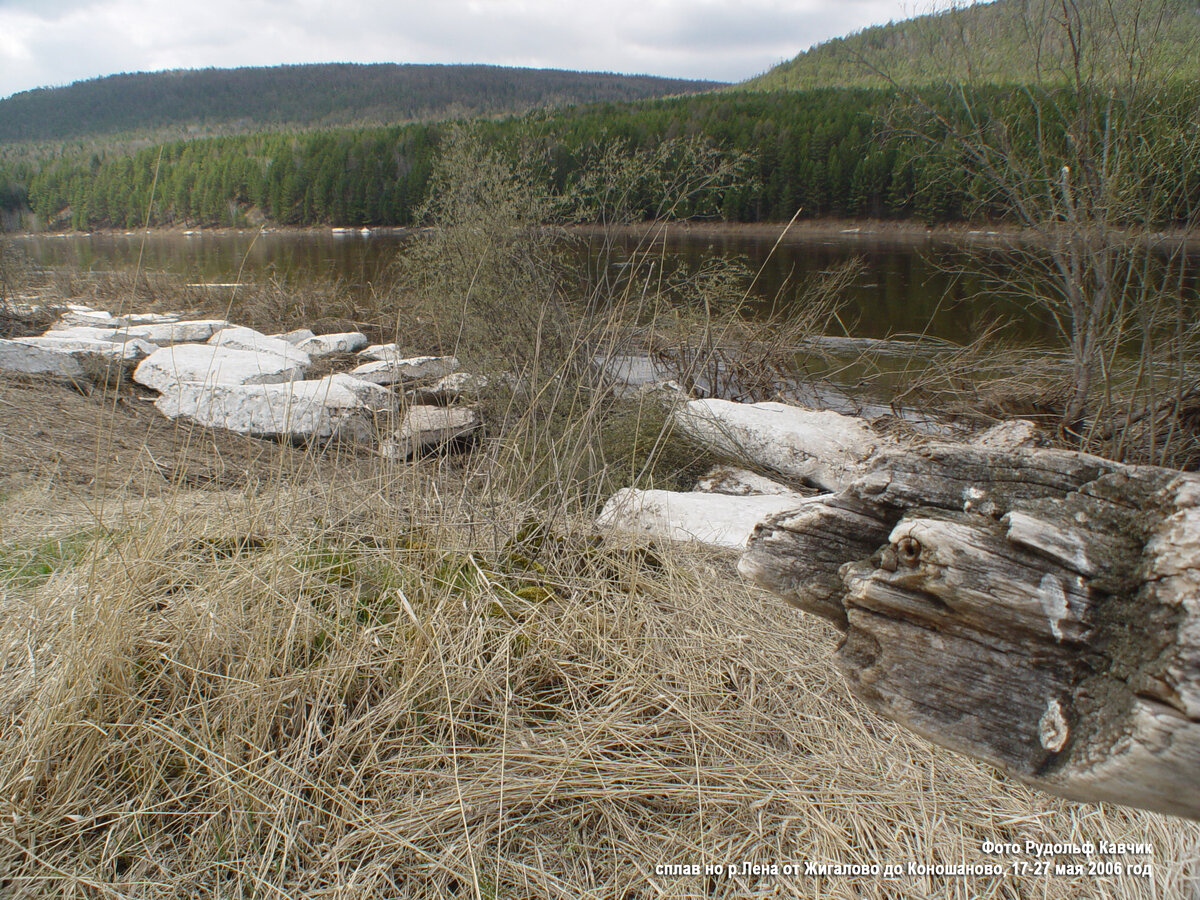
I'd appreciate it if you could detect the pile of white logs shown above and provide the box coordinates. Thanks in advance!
[599,395,1200,821]
[0,304,482,455]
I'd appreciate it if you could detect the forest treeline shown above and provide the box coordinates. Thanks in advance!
[0,63,720,144]
[1,85,1198,230]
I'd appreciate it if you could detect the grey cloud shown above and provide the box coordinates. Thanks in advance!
[0,0,959,99]
[647,1,913,52]
[0,0,99,17]
[652,7,822,50]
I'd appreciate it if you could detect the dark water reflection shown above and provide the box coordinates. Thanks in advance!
[12,228,1198,348]
[576,230,1063,346]
[13,229,402,292]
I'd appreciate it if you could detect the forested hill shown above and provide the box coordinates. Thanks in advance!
[0,63,722,144]
[8,85,1194,232]
[744,0,1200,90]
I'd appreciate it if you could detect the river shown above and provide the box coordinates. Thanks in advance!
[8,226,1086,347]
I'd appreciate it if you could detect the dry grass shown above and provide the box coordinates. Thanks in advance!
[1,290,1197,896]
[2,148,1198,897]
[0,456,1197,899]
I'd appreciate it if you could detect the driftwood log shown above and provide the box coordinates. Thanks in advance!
[739,440,1200,820]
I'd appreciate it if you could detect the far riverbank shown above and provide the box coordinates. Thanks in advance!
[7,217,1199,249]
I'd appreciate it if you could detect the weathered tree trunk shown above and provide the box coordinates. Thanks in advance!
[740,441,1200,820]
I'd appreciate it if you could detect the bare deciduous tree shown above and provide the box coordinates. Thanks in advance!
[866,0,1200,464]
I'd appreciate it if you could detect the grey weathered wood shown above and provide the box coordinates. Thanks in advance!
[740,440,1200,820]
[671,399,880,492]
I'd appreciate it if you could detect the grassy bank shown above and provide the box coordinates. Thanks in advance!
[3,136,1199,895]
[1,376,1198,898]
[1,282,1198,899]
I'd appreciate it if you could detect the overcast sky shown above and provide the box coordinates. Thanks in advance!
[0,0,973,100]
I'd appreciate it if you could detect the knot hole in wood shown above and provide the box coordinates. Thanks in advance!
[896,535,922,568]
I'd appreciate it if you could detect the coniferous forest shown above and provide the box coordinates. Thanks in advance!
[3,85,1197,231]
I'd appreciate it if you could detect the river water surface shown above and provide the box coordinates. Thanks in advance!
[13,227,1078,344]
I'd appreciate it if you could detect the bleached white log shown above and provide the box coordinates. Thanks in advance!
[598,488,816,550]
[46,325,141,343]
[357,342,402,361]
[294,332,369,357]
[51,319,231,345]
[0,339,85,378]
[154,374,393,442]
[11,335,158,363]
[122,312,183,326]
[49,306,120,329]
[275,328,317,345]
[50,307,184,330]
[379,405,480,458]
[672,399,880,492]
[407,372,491,405]
[351,355,459,386]
[134,344,307,394]
[208,326,312,366]
[693,466,810,500]
[123,319,231,343]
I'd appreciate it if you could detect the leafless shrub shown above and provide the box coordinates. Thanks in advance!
[867,0,1200,466]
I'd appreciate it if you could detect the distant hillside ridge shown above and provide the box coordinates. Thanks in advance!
[744,0,1200,90]
[0,63,723,143]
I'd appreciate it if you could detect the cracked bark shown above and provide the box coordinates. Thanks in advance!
[739,442,1200,819]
